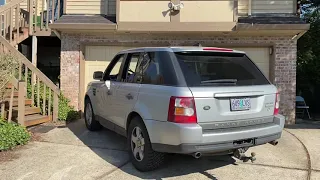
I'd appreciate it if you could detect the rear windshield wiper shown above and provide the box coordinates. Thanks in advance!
[201,79,238,84]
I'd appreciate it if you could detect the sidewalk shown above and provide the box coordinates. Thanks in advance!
[0,119,319,180]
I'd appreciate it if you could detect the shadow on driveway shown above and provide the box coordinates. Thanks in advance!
[64,119,236,180]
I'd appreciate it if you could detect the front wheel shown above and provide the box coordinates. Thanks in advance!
[84,99,102,131]
[128,117,165,172]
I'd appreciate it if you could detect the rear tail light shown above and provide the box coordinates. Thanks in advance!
[168,96,197,123]
[274,91,280,115]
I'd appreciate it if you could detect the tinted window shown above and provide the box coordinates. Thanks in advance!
[121,53,141,83]
[135,52,178,86]
[175,51,269,87]
[103,54,125,81]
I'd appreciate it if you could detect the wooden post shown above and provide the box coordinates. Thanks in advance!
[48,89,51,117]
[28,0,33,35]
[43,84,46,115]
[18,81,26,126]
[0,102,5,119]
[32,36,37,67]
[248,0,252,16]
[53,93,58,122]
[16,4,20,40]
[8,85,15,122]
[32,36,37,92]
[9,7,13,43]
[37,77,40,107]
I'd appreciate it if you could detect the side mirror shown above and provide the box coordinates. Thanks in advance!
[93,71,103,80]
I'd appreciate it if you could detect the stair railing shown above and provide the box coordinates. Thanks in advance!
[0,36,60,122]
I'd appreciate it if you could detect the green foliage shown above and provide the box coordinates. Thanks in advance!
[0,54,19,102]
[58,94,80,121]
[0,118,31,151]
[297,4,320,112]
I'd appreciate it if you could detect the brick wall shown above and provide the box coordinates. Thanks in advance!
[60,33,297,124]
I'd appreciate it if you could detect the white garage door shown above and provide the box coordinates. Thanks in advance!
[84,46,270,91]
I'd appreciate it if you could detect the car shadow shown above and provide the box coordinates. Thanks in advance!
[66,119,237,180]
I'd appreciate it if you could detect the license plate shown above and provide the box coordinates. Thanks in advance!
[230,98,251,111]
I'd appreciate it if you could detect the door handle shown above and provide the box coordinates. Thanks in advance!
[126,93,133,100]
[107,90,112,95]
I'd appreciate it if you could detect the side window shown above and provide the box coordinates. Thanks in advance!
[103,54,126,81]
[136,52,165,85]
[121,53,141,83]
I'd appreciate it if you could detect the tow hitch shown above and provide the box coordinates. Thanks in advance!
[233,148,256,163]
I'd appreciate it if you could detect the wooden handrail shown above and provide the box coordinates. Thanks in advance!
[10,76,19,89]
[0,0,25,13]
[0,36,61,95]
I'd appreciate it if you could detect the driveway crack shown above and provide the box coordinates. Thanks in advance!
[284,129,312,180]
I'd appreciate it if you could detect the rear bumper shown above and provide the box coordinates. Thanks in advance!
[144,115,285,154]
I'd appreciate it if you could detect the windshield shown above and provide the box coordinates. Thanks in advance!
[175,51,270,87]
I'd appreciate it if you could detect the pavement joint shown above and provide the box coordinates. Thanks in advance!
[284,129,312,180]
[213,159,308,172]
[34,140,128,152]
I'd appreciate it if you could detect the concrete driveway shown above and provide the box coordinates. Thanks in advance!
[0,119,319,180]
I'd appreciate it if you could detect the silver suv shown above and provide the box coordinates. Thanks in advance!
[84,47,285,171]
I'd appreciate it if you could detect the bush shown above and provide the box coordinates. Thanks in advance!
[0,119,31,151]
[58,94,80,121]
[0,54,19,102]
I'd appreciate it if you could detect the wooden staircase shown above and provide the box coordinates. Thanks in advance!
[3,85,51,126]
[0,0,61,127]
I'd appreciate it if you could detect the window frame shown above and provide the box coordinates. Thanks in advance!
[120,52,143,83]
[102,53,127,81]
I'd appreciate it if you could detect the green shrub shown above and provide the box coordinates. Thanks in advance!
[58,94,79,121]
[0,119,31,151]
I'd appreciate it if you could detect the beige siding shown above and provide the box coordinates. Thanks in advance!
[252,0,296,14]
[238,0,249,15]
[180,1,234,22]
[119,1,170,22]
[66,0,115,15]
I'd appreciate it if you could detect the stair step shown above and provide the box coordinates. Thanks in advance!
[10,99,32,107]
[4,91,19,98]
[12,106,41,116]
[24,114,50,127]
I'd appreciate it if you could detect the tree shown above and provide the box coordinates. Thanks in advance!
[297,1,320,112]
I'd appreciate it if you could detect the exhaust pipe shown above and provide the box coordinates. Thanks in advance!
[269,140,278,146]
[192,152,202,159]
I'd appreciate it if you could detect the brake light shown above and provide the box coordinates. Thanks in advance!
[168,96,197,123]
[274,91,280,115]
[203,47,233,52]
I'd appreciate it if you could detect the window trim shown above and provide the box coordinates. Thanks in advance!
[121,52,143,82]
[102,53,127,81]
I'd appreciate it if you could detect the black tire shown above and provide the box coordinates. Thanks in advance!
[84,99,102,131]
[128,116,165,172]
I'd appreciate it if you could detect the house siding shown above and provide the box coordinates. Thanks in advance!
[60,33,297,124]
[66,0,116,15]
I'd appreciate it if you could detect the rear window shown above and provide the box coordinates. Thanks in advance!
[175,51,270,87]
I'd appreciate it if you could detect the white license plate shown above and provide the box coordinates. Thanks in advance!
[230,98,251,111]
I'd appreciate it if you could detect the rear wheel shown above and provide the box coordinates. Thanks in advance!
[84,99,102,131]
[128,116,165,171]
